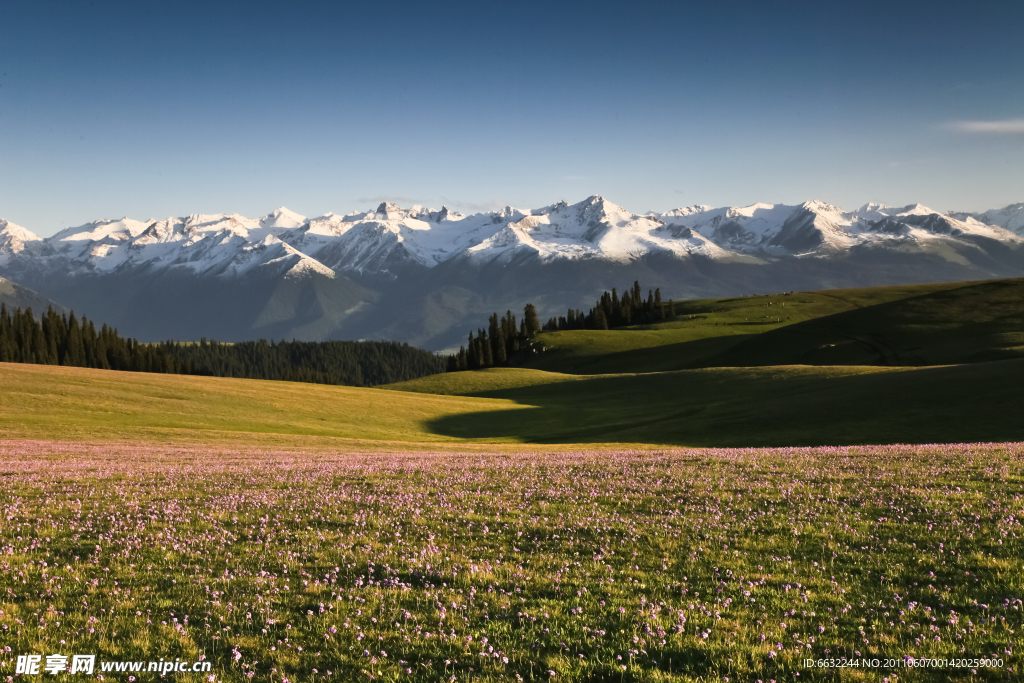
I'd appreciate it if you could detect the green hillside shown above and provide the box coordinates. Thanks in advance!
[527,279,973,374]
[6,277,1024,449]
[0,361,521,446]
[387,276,1024,446]
[387,360,1024,446]
[703,277,1024,367]
[6,357,1024,448]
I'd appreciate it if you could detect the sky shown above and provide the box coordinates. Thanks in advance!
[1,0,1022,236]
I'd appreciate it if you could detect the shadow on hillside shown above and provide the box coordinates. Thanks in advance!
[425,359,1024,447]
[707,278,1024,369]
[562,334,754,375]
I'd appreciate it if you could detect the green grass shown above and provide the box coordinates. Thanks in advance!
[397,360,1024,446]
[1,442,1020,682]
[6,352,1024,450]
[528,280,973,374]
[389,277,1024,446]
[704,277,1024,368]
[4,277,1024,681]
[6,278,1024,449]
[384,367,586,395]
[0,362,526,446]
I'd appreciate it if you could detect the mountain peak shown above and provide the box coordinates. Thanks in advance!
[573,194,628,218]
[0,219,43,257]
[376,202,403,215]
[0,218,40,238]
[896,203,938,217]
[857,202,893,213]
[429,205,463,223]
[802,200,842,214]
[260,207,307,229]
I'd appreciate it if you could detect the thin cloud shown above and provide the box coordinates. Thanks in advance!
[948,119,1024,134]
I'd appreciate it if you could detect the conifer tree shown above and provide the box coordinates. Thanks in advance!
[481,328,493,367]
[524,304,541,336]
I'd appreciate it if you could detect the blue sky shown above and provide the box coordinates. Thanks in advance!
[1,0,1021,235]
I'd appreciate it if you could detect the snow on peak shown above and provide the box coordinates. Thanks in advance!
[52,217,152,242]
[376,202,404,216]
[539,200,569,215]
[3,196,1022,278]
[802,200,843,214]
[260,207,307,229]
[950,203,1024,236]
[896,203,939,217]
[662,205,714,218]
[0,219,42,262]
[428,206,461,223]
[0,219,41,242]
[849,202,938,222]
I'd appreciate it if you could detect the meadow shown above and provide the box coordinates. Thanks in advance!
[525,280,981,375]
[4,356,1024,448]
[0,440,1021,682]
[4,278,1024,681]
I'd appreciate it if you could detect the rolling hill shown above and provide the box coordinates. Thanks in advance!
[523,279,984,374]
[4,277,1024,448]
[701,277,1024,367]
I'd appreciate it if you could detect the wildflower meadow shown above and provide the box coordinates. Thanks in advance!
[0,440,1021,681]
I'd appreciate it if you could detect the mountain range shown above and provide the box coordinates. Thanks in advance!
[2,196,1023,350]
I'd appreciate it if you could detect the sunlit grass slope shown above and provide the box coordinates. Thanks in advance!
[528,279,977,374]
[385,367,585,395]
[8,357,1024,448]
[0,362,524,445]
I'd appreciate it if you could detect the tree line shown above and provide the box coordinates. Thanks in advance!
[446,304,542,372]
[541,280,675,331]
[0,304,447,387]
[448,281,676,371]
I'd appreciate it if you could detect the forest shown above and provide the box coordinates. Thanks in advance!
[448,280,675,371]
[2,280,675,382]
[0,304,447,387]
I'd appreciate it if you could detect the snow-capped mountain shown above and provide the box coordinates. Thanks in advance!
[947,204,1024,237]
[1,197,1022,348]
[0,219,42,265]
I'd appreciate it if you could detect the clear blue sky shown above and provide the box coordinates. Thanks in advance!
[1,0,1021,235]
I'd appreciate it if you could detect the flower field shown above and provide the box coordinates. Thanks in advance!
[0,440,1021,682]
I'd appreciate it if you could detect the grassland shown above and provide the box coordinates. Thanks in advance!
[4,356,1024,447]
[3,278,1024,681]
[0,441,1020,682]
[527,280,977,375]
[0,362,525,447]
[705,278,1024,368]
[390,360,1024,446]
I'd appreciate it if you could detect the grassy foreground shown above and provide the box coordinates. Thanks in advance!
[0,441,1020,682]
